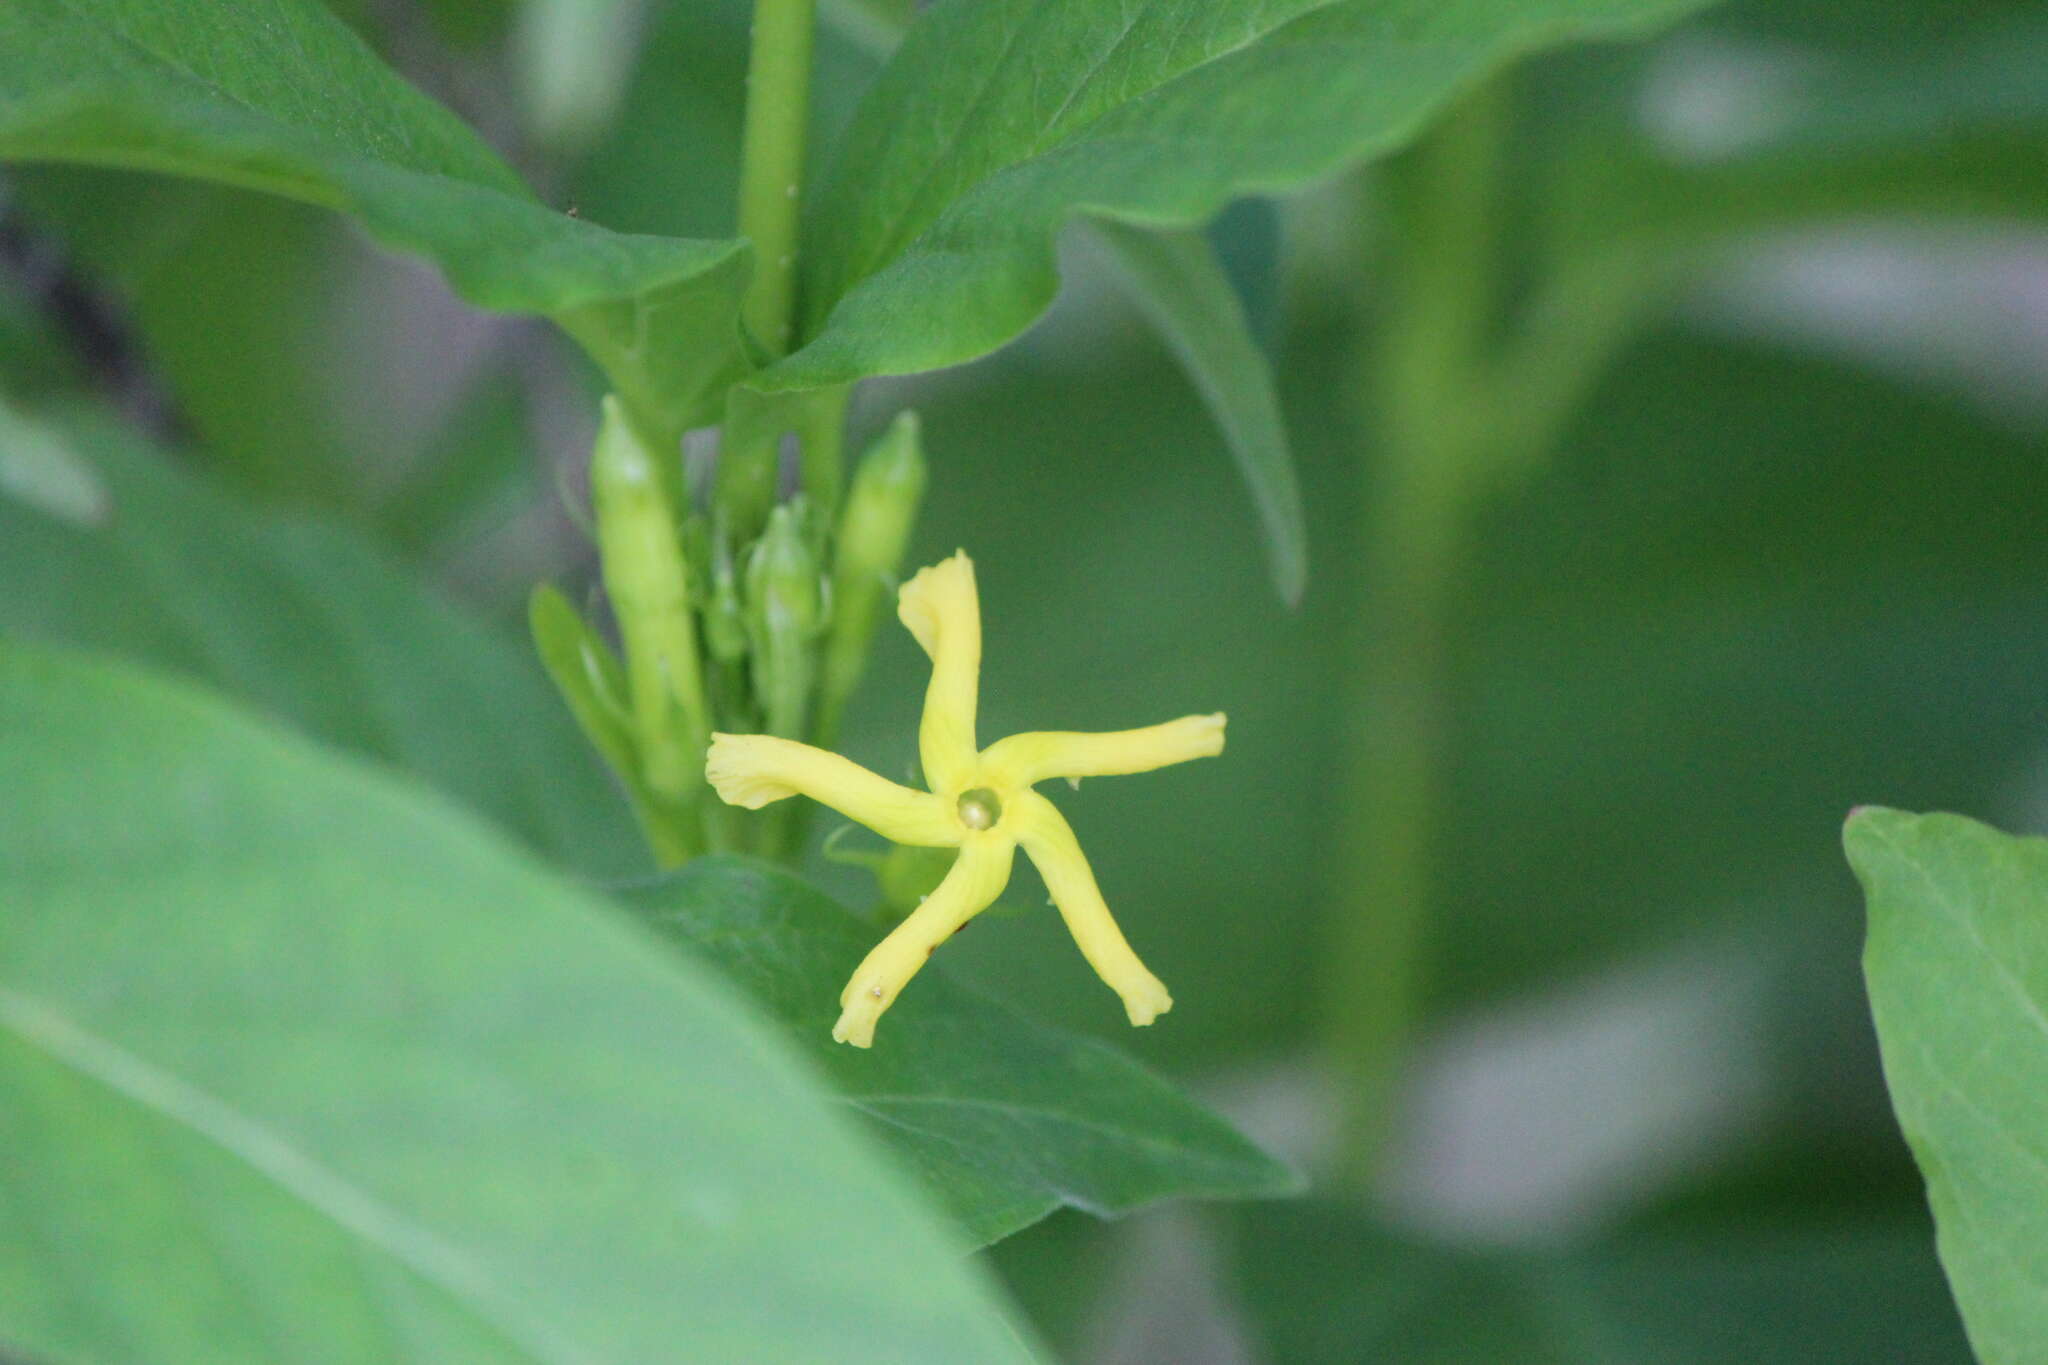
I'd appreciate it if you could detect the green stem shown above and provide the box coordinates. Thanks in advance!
[713,384,782,543]
[1328,462,1464,1186]
[1324,77,1672,1186]
[737,0,819,359]
[795,385,851,521]
[1325,78,1506,1190]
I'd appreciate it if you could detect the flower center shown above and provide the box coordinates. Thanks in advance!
[956,787,1003,831]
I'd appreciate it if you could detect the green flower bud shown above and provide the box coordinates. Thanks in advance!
[817,411,927,744]
[703,544,750,666]
[591,395,708,810]
[527,583,696,867]
[744,501,826,738]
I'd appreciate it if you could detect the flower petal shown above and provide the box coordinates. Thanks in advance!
[896,551,981,793]
[833,838,1015,1047]
[705,733,958,846]
[1009,792,1172,1028]
[980,713,1226,789]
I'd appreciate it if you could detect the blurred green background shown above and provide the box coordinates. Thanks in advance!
[4,0,2044,1357]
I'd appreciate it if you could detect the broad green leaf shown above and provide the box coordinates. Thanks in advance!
[12,168,363,510]
[622,858,1300,1246]
[1232,1201,1971,1362]
[0,642,1035,1363]
[0,0,749,442]
[0,402,645,879]
[1847,807,2048,1365]
[1089,219,1306,605]
[767,0,1711,392]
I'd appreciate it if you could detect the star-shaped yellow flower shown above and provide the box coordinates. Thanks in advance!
[705,551,1226,1047]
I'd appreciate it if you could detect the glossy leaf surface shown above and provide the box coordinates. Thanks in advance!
[772,0,1711,390]
[624,858,1300,1246]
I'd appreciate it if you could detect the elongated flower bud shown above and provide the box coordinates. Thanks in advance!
[745,502,825,738]
[703,548,750,665]
[591,395,708,804]
[818,412,926,744]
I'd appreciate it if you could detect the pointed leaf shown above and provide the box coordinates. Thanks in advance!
[0,642,1035,1363]
[0,0,749,438]
[1089,218,1305,604]
[622,858,1301,1246]
[768,0,1711,392]
[1847,807,2048,1365]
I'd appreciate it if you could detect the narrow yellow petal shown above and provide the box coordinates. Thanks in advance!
[833,838,1015,1047]
[896,551,981,794]
[1009,792,1172,1028]
[705,733,958,847]
[980,713,1226,789]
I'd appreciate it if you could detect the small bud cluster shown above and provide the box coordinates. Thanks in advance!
[531,393,926,864]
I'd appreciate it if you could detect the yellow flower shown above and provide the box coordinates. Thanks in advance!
[706,551,1226,1047]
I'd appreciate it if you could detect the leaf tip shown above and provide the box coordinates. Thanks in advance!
[1843,803,1906,843]
[1842,807,1923,904]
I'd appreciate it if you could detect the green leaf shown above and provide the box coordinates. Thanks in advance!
[11,168,363,511]
[0,0,750,440]
[1846,807,2048,1365]
[768,0,1711,392]
[0,401,645,879]
[1232,1201,1971,1363]
[1088,218,1306,605]
[0,641,1035,1363]
[621,858,1301,1247]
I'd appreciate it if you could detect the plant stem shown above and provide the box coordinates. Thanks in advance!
[737,0,818,358]
[1327,452,1464,1187]
[1325,77,1506,1190]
